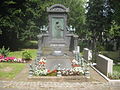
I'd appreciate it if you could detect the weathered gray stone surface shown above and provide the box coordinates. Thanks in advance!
[46,56,72,70]
[44,49,74,70]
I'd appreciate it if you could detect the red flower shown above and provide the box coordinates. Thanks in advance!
[39,62,42,64]
[5,57,15,61]
[0,56,4,59]
[39,61,46,64]
[0,59,4,62]
[72,65,80,67]
[42,62,46,64]
[48,70,50,73]
[53,70,57,73]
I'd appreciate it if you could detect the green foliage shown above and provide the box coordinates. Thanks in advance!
[109,21,120,38]
[113,65,120,73]
[0,0,54,50]
[101,51,120,64]
[22,51,32,60]
[96,42,105,51]
[111,0,120,25]
[0,46,10,57]
[86,0,120,62]
[0,30,2,34]
[0,0,119,52]
[78,40,88,51]
[9,49,37,59]
[107,65,120,79]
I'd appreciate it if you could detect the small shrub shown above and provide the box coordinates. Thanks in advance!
[22,51,32,60]
[109,71,120,79]
[0,46,10,57]
[97,45,105,51]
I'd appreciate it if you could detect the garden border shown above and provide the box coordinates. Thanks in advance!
[91,65,120,86]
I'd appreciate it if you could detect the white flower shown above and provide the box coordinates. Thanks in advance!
[39,57,46,63]
[72,59,78,65]
[71,67,83,73]
[38,69,48,75]
[42,69,47,75]
[14,58,17,62]
[17,58,22,62]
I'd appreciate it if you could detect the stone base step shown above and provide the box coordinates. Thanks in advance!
[42,47,71,55]
[28,76,91,82]
[46,55,73,59]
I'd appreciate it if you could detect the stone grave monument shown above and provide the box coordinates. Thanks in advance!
[36,4,79,70]
[28,4,90,78]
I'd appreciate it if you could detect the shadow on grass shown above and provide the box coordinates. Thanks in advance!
[21,40,38,49]
[10,40,38,51]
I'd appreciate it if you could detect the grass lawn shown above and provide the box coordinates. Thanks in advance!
[0,40,38,80]
[22,40,38,49]
[113,65,120,73]
[0,63,26,79]
[8,49,37,59]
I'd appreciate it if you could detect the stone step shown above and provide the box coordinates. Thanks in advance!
[46,56,73,60]
[42,47,71,56]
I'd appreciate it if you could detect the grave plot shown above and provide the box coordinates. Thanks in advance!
[28,4,90,79]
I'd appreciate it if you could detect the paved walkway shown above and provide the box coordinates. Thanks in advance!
[0,81,120,90]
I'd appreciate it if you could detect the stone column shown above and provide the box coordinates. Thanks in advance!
[36,34,43,62]
[74,35,79,51]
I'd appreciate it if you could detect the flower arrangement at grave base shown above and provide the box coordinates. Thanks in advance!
[47,69,57,76]
[33,57,58,76]
[33,57,48,76]
[61,67,84,76]
[33,57,84,76]
[0,55,26,63]
[61,59,84,76]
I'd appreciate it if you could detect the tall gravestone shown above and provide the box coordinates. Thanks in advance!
[37,4,78,70]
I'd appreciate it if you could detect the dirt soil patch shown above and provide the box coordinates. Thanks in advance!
[0,67,13,72]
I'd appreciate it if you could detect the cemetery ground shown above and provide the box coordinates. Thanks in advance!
[0,42,120,79]
[0,40,120,89]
